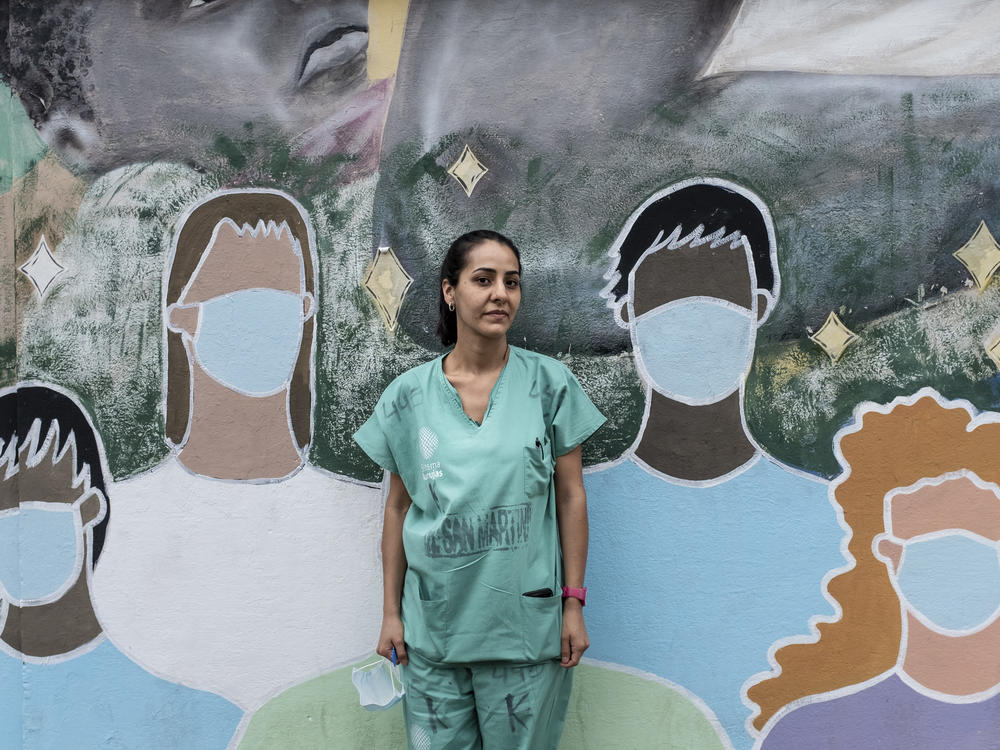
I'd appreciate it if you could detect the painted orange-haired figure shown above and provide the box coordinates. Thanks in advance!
[748,389,1000,749]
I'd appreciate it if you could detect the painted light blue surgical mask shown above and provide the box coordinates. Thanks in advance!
[0,505,81,603]
[193,288,307,397]
[895,533,1000,633]
[632,297,755,404]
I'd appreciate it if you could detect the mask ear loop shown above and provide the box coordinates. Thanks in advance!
[389,659,405,696]
[355,656,385,672]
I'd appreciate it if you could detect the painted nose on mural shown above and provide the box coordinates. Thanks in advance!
[632,297,755,405]
[192,288,308,397]
[0,506,82,604]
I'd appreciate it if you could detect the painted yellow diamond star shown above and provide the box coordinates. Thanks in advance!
[363,246,414,332]
[447,145,489,197]
[954,220,1000,291]
[810,311,858,362]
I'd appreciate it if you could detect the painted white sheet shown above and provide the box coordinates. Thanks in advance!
[702,0,1000,78]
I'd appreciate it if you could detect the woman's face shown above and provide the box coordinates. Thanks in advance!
[443,240,521,344]
[875,474,1000,635]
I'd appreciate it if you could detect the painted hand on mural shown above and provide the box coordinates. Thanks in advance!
[749,390,1000,749]
[703,0,1000,78]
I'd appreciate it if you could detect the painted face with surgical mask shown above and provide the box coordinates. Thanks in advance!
[165,197,319,481]
[626,236,767,405]
[876,472,1000,636]
[189,288,312,397]
[169,217,315,398]
[0,493,105,606]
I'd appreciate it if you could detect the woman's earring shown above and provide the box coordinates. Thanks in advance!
[448,302,455,312]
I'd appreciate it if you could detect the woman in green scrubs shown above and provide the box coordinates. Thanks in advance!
[354,230,605,749]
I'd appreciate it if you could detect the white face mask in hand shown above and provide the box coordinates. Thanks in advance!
[352,657,405,710]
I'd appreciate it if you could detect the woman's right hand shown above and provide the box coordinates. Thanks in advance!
[377,613,408,665]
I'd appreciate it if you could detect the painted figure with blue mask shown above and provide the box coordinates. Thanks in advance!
[876,470,1000,650]
[0,383,242,748]
[0,499,95,606]
[885,529,1000,634]
[164,189,318,481]
[91,189,384,711]
[751,393,1000,750]
[633,296,756,406]
[0,384,109,660]
[583,179,844,749]
[601,178,780,480]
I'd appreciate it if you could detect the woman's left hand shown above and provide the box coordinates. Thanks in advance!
[560,599,590,667]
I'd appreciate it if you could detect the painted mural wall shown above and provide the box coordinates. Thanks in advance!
[4,1,1000,748]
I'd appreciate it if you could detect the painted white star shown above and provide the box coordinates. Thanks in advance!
[19,236,66,298]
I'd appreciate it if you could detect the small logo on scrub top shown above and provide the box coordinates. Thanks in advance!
[418,427,443,479]
[418,427,439,459]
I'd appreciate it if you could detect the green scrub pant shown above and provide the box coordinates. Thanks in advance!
[401,648,573,750]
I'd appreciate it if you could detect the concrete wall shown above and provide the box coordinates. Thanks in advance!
[4,1,1000,747]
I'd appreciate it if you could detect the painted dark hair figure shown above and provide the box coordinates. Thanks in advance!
[0,383,109,659]
[601,177,780,481]
[610,182,775,312]
[355,228,605,748]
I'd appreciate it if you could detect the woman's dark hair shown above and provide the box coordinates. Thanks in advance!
[436,229,521,347]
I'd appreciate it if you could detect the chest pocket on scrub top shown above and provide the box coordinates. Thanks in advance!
[524,435,554,497]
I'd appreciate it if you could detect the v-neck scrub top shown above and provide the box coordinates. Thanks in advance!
[354,346,605,665]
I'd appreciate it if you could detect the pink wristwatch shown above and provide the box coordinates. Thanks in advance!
[561,586,587,606]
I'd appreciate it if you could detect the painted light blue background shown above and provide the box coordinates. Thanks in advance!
[585,458,844,749]
[0,508,79,602]
[2,640,242,749]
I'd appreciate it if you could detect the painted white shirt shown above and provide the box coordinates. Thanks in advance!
[92,458,382,710]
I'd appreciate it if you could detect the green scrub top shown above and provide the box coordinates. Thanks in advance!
[354,346,605,664]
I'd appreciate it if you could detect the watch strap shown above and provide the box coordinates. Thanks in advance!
[561,586,587,606]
